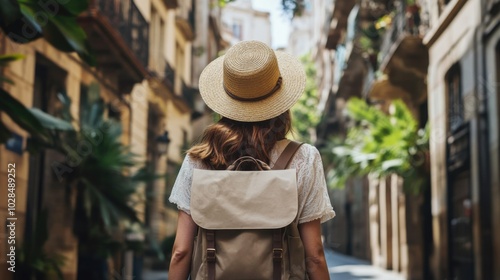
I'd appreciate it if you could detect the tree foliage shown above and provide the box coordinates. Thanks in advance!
[323,98,429,193]
[27,84,163,263]
[291,53,320,142]
[0,0,94,65]
[0,0,95,146]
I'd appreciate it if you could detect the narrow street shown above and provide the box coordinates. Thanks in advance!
[142,247,404,280]
[325,248,404,280]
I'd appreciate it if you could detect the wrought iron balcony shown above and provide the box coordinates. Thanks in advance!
[375,1,428,105]
[95,0,149,67]
[79,0,149,88]
[379,9,400,64]
[175,0,195,40]
[182,81,204,119]
[182,81,196,109]
[379,1,429,69]
[164,62,176,89]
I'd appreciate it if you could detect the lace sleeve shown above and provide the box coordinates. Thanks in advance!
[294,144,336,224]
[168,154,205,215]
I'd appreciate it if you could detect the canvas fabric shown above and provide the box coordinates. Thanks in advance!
[190,141,307,280]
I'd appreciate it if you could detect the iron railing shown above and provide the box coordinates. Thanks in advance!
[182,80,197,109]
[165,62,176,88]
[95,0,149,68]
[379,1,424,66]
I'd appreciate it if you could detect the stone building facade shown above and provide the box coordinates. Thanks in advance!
[424,0,499,279]
[315,0,500,279]
[0,0,223,279]
[220,0,272,47]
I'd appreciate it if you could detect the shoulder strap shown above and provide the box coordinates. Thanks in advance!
[272,141,304,170]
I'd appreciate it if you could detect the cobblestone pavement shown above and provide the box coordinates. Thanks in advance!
[142,247,405,280]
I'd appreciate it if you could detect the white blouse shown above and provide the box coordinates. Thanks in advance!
[168,140,336,224]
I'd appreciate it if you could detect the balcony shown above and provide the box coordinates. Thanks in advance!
[374,1,429,105]
[163,0,178,9]
[79,0,149,91]
[175,0,195,41]
[182,81,204,120]
[379,2,427,71]
[164,62,176,90]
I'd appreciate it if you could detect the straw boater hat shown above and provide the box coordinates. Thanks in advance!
[199,40,306,122]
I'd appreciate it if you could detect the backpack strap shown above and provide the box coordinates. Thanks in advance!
[206,230,216,280]
[273,228,283,280]
[272,140,304,170]
[272,140,303,280]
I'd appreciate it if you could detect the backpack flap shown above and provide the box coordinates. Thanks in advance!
[191,169,298,230]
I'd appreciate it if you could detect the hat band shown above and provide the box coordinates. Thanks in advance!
[224,77,283,102]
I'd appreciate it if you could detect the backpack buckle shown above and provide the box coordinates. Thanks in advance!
[273,248,283,259]
[207,248,216,262]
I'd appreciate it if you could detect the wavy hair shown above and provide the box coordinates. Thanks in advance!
[188,111,292,170]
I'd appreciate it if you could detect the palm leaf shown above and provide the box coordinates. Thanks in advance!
[0,88,51,143]
[30,108,74,131]
[0,53,25,66]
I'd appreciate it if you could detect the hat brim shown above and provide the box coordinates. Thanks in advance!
[199,51,306,122]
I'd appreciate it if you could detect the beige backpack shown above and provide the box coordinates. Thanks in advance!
[190,141,307,280]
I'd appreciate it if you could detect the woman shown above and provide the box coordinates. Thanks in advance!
[168,41,335,279]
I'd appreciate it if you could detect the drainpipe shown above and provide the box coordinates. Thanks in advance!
[474,2,493,278]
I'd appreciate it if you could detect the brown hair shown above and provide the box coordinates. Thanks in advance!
[188,111,292,170]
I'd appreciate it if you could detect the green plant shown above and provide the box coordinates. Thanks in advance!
[28,84,163,261]
[0,0,94,65]
[323,98,429,193]
[291,53,320,142]
[0,0,95,145]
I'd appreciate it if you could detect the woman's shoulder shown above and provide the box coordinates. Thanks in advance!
[181,153,207,169]
[286,141,320,159]
[286,141,322,167]
[297,142,320,155]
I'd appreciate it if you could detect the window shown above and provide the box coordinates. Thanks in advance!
[446,64,463,133]
[232,20,242,40]
[175,42,185,95]
[149,9,166,72]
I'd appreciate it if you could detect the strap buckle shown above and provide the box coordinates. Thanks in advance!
[206,248,216,262]
[273,248,283,259]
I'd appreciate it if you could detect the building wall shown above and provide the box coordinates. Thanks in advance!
[424,0,484,279]
[0,0,228,276]
[483,5,500,278]
[0,38,33,280]
[0,30,137,278]
[130,82,150,223]
[221,0,272,46]
[166,100,191,164]
[287,0,317,56]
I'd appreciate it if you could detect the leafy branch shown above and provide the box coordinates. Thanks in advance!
[291,53,320,142]
[323,98,429,194]
[0,0,95,146]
